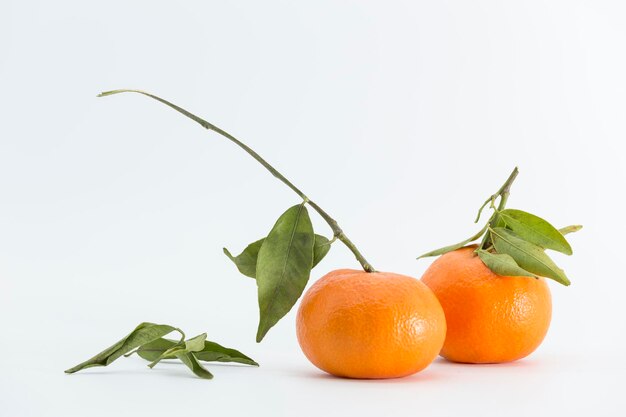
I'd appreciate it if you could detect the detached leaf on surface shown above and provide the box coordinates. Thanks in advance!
[137,338,259,366]
[136,338,177,361]
[196,341,259,366]
[148,333,207,368]
[177,352,214,380]
[490,227,570,286]
[476,250,537,278]
[255,204,315,342]
[225,234,331,279]
[64,322,178,374]
[498,209,573,255]
[67,323,258,379]
[185,333,207,352]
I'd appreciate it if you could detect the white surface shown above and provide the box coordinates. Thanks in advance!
[1,1,625,416]
[3,352,622,417]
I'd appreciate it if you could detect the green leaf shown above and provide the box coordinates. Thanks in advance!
[176,352,214,380]
[559,225,583,236]
[499,209,573,255]
[148,333,207,368]
[136,338,177,361]
[255,204,315,342]
[137,338,259,366]
[312,235,332,267]
[476,249,537,278]
[225,234,330,279]
[65,322,178,374]
[195,341,259,366]
[490,227,570,286]
[417,223,488,259]
[185,333,207,353]
[224,239,264,278]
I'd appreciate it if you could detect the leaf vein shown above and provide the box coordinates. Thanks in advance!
[491,228,555,272]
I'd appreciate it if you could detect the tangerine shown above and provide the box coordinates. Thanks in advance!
[421,246,552,363]
[296,269,446,379]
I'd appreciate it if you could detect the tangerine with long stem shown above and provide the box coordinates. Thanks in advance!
[99,90,446,378]
[418,168,581,363]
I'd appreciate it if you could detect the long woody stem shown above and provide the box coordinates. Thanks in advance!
[98,89,376,272]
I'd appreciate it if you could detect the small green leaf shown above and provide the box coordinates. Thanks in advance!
[195,341,259,366]
[223,239,264,278]
[225,234,330,279]
[476,249,537,278]
[147,343,183,368]
[136,338,177,361]
[491,227,570,286]
[137,338,259,366]
[148,333,207,368]
[312,235,332,267]
[185,333,207,353]
[176,352,214,380]
[559,225,583,236]
[417,223,488,259]
[65,322,178,374]
[499,209,573,255]
[256,204,315,342]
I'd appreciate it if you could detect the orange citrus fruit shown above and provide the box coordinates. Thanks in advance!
[421,245,552,363]
[296,269,446,379]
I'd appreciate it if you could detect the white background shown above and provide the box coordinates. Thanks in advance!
[1,1,625,416]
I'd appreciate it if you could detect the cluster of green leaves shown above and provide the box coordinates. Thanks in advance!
[65,322,258,379]
[419,208,581,286]
[224,203,332,342]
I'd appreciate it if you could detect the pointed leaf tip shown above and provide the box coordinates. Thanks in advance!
[136,338,259,367]
[65,323,177,374]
